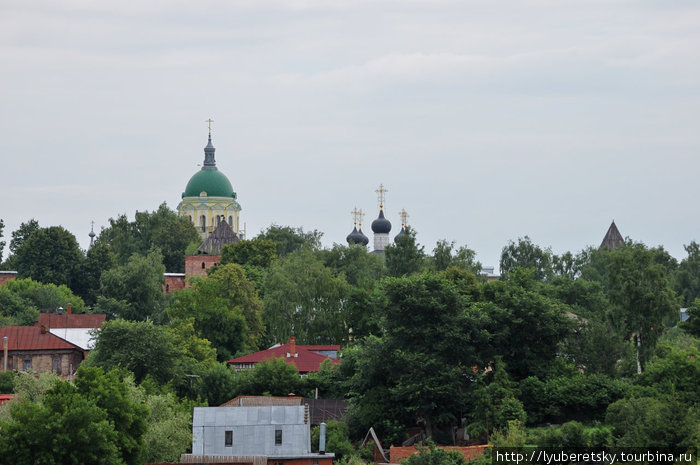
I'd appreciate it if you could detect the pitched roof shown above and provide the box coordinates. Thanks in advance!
[0,326,83,351]
[227,339,340,373]
[37,313,106,329]
[197,220,240,255]
[220,396,304,407]
[600,220,625,249]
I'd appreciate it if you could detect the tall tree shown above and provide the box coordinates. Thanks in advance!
[257,224,322,257]
[263,248,350,344]
[320,243,385,288]
[582,243,679,373]
[168,263,261,359]
[97,203,200,272]
[0,219,5,263]
[673,241,700,307]
[431,239,481,274]
[12,226,84,291]
[499,236,553,281]
[9,219,40,255]
[99,250,165,321]
[384,226,425,277]
[220,238,277,268]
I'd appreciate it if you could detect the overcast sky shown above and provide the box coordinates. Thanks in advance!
[1,0,699,271]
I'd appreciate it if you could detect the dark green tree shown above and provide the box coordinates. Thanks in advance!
[582,242,679,373]
[680,298,700,337]
[86,319,179,384]
[401,441,467,465]
[80,241,117,305]
[9,219,39,255]
[0,278,87,326]
[263,248,350,344]
[74,366,148,465]
[0,218,5,263]
[99,250,165,321]
[0,382,122,465]
[97,203,200,272]
[482,269,573,380]
[673,241,700,307]
[384,226,425,277]
[13,226,84,291]
[320,243,385,288]
[220,238,277,268]
[499,236,553,282]
[257,224,322,257]
[168,263,263,358]
[431,239,481,274]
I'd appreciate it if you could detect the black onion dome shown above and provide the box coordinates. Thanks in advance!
[394,227,406,243]
[346,227,365,245]
[371,209,392,234]
[358,228,369,246]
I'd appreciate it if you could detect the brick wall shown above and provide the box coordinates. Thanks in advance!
[185,255,221,279]
[164,275,187,293]
[0,272,17,286]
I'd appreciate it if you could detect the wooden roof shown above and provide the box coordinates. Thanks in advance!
[198,220,240,255]
[600,221,624,249]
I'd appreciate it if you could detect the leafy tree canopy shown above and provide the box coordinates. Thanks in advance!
[257,224,322,257]
[97,203,200,272]
[430,239,481,274]
[12,226,84,291]
[384,226,425,277]
[0,278,87,326]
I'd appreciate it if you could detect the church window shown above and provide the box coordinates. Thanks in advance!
[228,216,232,225]
[200,215,206,232]
[202,262,206,269]
[217,215,221,226]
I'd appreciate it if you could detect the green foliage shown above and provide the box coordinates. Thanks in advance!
[401,441,467,465]
[81,241,117,305]
[237,357,301,396]
[221,238,278,268]
[345,286,385,339]
[311,420,356,460]
[0,382,122,465]
[531,421,613,448]
[257,224,322,257]
[482,269,573,380]
[430,239,481,274]
[384,226,425,277]
[499,236,553,282]
[605,397,697,447]
[635,341,700,406]
[11,372,61,403]
[466,358,526,440]
[680,298,700,337]
[74,367,148,465]
[97,203,201,272]
[0,278,88,326]
[674,242,700,307]
[583,242,679,371]
[99,250,166,322]
[263,248,350,345]
[9,219,40,255]
[139,389,194,463]
[0,371,16,394]
[87,319,179,384]
[13,226,85,291]
[197,363,239,406]
[168,263,262,359]
[489,419,527,448]
[562,318,633,377]
[320,243,385,288]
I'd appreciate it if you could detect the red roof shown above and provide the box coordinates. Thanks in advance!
[0,326,83,351]
[36,313,106,329]
[227,339,339,373]
[0,394,14,405]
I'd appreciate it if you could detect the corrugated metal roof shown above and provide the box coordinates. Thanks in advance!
[37,313,106,329]
[0,326,83,351]
[220,396,303,407]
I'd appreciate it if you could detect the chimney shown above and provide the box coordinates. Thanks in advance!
[67,303,72,315]
[319,422,326,455]
[289,336,295,357]
[40,325,47,334]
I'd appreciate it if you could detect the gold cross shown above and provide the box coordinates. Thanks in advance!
[205,118,214,136]
[351,207,361,226]
[399,209,409,228]
[375,184,388,209]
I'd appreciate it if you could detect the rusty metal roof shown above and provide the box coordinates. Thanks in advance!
[37,313,106,329]
[0,326,83,351]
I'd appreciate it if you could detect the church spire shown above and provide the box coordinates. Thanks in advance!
[202,118,217,170]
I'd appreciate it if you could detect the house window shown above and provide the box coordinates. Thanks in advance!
[201,262,206,269]
[225,430,233,447]
[275,429,282,445]
[52,358,60,372]
[23,359,31,371]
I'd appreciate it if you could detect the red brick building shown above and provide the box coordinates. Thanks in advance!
[227,337,339,374]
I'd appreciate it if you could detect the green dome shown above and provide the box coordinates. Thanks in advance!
[182,169,236,199]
